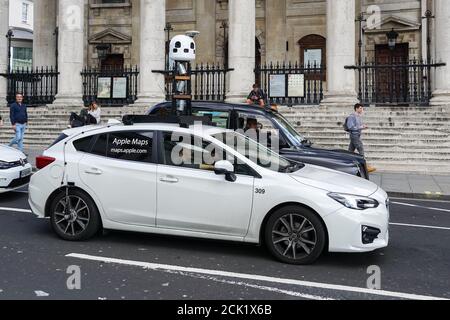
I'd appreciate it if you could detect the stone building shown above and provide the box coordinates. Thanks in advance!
[1,0,450,107]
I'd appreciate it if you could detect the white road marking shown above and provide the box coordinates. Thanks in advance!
[390,197,450,204]
[390,222,450,231]
[184,272,334,300]
[34,290,49,297]
[392,201,450,213]
[0,207,32,213]
[66,253,448,300]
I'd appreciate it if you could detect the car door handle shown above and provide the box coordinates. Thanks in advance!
[160,176,179,184]
[84,168,103,175]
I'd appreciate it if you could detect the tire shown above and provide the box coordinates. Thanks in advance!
[264,206,326,265]
[49,189,101,241]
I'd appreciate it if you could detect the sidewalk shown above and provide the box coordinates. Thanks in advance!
[370,172,450,200]
[23,148,450,200]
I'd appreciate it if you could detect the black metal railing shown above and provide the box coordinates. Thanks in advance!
[1,67,59,105]
[156,63,233,102]
[345,58,446,106]
[81,66,139,106]
[255,62,325,105]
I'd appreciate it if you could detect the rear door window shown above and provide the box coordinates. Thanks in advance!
[73,136,94,153]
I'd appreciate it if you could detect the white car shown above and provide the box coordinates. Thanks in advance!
[0,145,33,193]
[28,121,389,264]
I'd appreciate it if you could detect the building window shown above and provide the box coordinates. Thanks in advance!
[21,3,29,24]
[12,47,33,70]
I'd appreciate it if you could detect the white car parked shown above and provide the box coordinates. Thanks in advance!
[29,121,389,264]
[0,145,32,193]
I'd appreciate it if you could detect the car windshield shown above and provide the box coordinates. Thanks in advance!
[270,113,306,147]
[212,131,304,173]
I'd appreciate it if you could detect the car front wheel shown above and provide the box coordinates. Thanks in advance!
[50,189,101,241]
[265,206,326,265]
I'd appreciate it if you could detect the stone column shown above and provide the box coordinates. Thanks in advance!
[226,0,255,104]
[195,0,216,64]
[134,0,166,106]
[431,0,450,106]
[0,0,9,103]
[265,0,286,62]
[33,0,57,68]
[52,0,85,107]
[321,0,358,107]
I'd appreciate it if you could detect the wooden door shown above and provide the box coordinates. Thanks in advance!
[375,44,409,103]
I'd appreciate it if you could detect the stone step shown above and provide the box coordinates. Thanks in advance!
[368,161,450,174]
[304,137,450,145]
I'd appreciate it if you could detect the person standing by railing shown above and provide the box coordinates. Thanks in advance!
[8,93,28,152]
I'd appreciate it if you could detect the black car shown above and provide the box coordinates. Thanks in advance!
[148,102,369,179]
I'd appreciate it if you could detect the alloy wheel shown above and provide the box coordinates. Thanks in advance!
[271,213,317,260]
[53,195,91,237]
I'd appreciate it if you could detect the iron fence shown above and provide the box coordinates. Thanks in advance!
[156,63,233,102]
[255,62,325,105]
[1,67,59,105]
[345,58,446,106]
[81,66,139,106]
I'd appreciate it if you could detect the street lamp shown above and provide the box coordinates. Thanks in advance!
[6,29,14,74]
[164,22,173,70]
[386,28,399,51]
[220,21,228,69]
[96,43,111,66]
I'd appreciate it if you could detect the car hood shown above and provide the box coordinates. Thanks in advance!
[290,164,378,197]
[300,146,365,163]
[0,145,26,162]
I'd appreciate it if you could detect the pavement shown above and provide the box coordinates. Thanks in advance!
[22,148,450,200]
[0,190,449,300]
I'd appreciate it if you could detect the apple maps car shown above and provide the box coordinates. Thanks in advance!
[148,102,370,179]
[0,145,32,193]
[29,119,389,264]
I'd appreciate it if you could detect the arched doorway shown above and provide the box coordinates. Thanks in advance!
[298,34,326,80]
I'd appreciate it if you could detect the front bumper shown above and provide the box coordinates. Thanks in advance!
[324,188,390,253]
[0,164,33,193]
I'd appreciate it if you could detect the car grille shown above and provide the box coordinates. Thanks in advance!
[1,159,28,169]
[7,175,31,189]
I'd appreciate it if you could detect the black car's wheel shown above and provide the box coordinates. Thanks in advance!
[50,189,101,241]
[265,206,326,265]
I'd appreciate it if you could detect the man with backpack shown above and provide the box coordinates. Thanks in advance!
[344,103,376,173]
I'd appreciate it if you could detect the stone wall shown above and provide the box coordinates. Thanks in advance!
[82,0,424,67]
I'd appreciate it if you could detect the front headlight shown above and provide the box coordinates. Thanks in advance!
[328,193,379,210]
[0,161,12,170]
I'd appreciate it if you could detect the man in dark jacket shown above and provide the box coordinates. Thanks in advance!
[9,94,28,152]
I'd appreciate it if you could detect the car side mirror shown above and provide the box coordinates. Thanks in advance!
[214,160,237,182]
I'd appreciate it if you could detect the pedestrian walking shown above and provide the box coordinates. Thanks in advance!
[8,93,28,152]
[344,103,376,173]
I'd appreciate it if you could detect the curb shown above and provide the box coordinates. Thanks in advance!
[387,191,450,201]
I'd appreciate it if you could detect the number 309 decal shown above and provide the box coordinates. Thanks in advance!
[255,188,266,194]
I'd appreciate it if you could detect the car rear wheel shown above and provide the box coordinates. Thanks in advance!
[265,206,326,265]
[50,189,101,241]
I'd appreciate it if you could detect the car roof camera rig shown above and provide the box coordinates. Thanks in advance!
[169,31,199,117]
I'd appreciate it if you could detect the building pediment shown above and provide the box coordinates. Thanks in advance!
[88,29,132,45]
[364,15,421,34]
